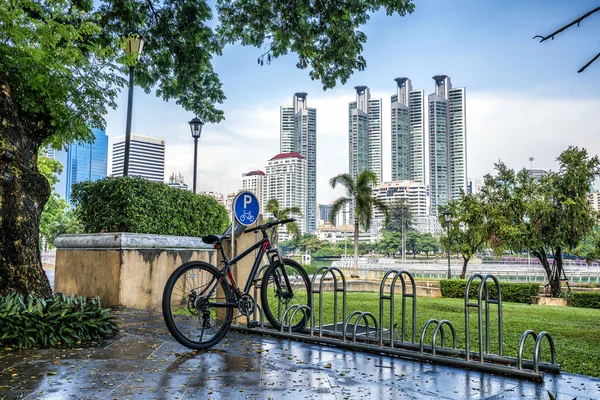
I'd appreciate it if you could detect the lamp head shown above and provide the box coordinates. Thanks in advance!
[189,117,204,139]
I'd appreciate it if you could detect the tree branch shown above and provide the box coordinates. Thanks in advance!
[533,6,600,42]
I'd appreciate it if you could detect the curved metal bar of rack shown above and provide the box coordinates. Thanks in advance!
[379,269,417,348]
[342,311,378,342]
[464,274,503,362]
[311,266,347,337]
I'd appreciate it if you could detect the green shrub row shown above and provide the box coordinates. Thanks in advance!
[0,293,118,349]
[571,292,600,309]
[71,176,229,236]
[440,279,539,303]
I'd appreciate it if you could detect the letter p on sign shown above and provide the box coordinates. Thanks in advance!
[244,194,252,208]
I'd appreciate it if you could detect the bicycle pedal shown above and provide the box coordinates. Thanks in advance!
[247,321,260,329]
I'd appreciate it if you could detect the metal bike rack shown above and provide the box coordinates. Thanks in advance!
[379,269,416,347]
[342,311,378,342]
[232,269,560,381]
[464,273,503,362]
[311,267,346,337]
[518,330,557,373]
[419,319,457,356]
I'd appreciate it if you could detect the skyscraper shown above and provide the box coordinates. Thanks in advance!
[47,127,108,203]
[349,86,382,181]
[428,75,467,215]
[262,152,307,235]
[112,133,165,182]
[391,78,426,184]
[280,93,317,232]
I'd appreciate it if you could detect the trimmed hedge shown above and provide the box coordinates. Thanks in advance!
[0,293,118,349]
[71,176,229,236]
[571,292,600,309]
[440,279,539,304]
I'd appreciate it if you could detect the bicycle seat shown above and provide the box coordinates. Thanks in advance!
[201,234,230,245]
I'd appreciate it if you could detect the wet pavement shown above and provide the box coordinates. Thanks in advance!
[1,309,600,400]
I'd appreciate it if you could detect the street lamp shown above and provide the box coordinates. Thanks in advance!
[188,117,204,193]
[443,210,452,279]
[122,32,144,177]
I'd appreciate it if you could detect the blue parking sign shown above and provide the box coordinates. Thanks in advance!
[233,191,260,226]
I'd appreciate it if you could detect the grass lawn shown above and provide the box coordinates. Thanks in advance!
[308,292,600,377]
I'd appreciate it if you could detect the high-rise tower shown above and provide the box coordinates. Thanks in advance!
[348,86,382,181]
[391,78,426,184]
[428,75,467,215]
[280,93,317,232]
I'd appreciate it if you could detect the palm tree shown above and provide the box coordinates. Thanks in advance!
[328,170,389,277]
[264,198,302,240]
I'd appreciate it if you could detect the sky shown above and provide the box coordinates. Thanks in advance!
[103,0,600,204]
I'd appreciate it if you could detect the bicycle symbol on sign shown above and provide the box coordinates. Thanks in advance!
[239,210,254,223]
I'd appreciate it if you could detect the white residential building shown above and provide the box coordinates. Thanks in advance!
[112,133,165,182]
[589,191,600,214]
[262,152,307,235]
[241,170,265,213]
[372,180,428,220]
[280,93,317,232]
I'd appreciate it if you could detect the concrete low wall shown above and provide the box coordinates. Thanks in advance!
[316,279,442,298]
[54,233,217,310]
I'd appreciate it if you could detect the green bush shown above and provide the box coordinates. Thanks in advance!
[0,293,118,349]
[71,176,229,236]
[440,279,539,304]
[571,292,600,309]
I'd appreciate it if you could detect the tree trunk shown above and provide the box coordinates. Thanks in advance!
[533,249,561,297]
[460,255,470,279]
[353,220,359,278]
[0,72,52,298]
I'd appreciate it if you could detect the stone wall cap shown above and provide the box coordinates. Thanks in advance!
[54,233,214,250]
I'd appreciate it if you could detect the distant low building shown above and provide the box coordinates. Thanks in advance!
[526,169,548,182]
[167,172,188,190]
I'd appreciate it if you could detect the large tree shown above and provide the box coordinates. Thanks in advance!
[0,0,415,296]
[385,199,414,261]
[329,170,389,276]
[438,193,487,279]
[481,147,600,296]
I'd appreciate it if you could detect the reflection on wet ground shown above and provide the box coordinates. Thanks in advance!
[1,309,599,399]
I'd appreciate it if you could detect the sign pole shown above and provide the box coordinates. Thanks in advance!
[231,195,236,260]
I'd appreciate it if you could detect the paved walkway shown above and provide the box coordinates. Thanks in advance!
[1,309,599,400]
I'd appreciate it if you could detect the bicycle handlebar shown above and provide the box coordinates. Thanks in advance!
[243,218,296,234]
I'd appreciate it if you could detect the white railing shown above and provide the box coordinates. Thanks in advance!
[331,260,600,283]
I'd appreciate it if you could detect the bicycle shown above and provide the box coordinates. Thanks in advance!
[162,218,311,349]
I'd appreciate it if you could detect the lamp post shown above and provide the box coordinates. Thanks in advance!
[443,210,452,279]
[188,117,204,193]
[122,33,144,176]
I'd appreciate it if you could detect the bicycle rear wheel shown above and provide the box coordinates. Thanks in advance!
[162,262,233,349]
[261,258,311,331]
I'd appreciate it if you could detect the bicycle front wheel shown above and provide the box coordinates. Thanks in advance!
[261,258,311,331]
[162,262,233,349]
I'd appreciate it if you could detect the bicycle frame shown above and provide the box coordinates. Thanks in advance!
[217,235,272,295]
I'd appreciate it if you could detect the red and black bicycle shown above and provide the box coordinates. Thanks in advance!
[162,218,311,349]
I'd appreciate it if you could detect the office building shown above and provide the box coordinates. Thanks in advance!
[262,152,307,235]
[349,86,382,182]
[112,133,165,182]
[45,128,108,203]
[391,78,426,184]
[428,75,467,215]
[318,204,333,225]
[280,93,317,232]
